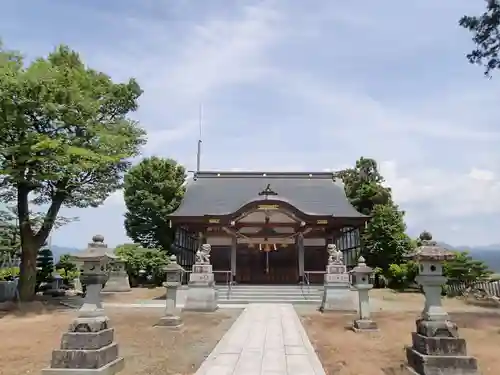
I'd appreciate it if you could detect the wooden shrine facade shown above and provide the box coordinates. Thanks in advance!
[168,171,369,284]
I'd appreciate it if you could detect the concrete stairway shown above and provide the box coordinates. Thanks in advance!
[216,284,324,305]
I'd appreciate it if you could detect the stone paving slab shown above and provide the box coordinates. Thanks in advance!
[194,303,326,375]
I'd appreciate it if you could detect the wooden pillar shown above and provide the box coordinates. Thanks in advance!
[231,236,237,283]
[297,233,304,283]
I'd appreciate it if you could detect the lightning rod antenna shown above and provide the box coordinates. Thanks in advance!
[196,103,203,173]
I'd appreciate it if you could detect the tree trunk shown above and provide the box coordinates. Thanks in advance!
[18,240,38,301]
[16,183,65,301]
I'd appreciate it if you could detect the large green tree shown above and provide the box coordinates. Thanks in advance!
[362,203,413,270]
[459,0,500,76]
[115,243,169,285]
[334,157,392,215]
[335,157,413,273]
[123,157,186,251]
[0,43,146,300]
[444,250,492,284]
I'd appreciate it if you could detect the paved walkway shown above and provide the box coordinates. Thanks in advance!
[194,303,325,375]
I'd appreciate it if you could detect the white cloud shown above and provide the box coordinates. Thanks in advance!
[469,168,496,182]
[6,0,500,246]
[381,161,500,218]
[102,2,288,152]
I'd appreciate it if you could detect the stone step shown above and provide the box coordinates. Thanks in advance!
[216,289,323,295]
[215,284,323,289]
[216,287,324,293]
[218,293,323,301]
[218,298,322,305]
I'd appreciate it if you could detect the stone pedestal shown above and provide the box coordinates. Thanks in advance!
[182,263,218,312]
[102,262,131,293]
[405,278,479,374]
[320,263,355,312]
[73,278,83,294]
[404,233,480,375]
[405,319,479,375]
[42,316,124,375]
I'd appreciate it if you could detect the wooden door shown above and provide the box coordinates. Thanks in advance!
[235,245,298,284]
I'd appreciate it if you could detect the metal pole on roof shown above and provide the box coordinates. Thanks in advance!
[196,103,203,173]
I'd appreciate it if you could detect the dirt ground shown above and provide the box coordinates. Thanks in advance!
[370,289,494,312]
[301,310,500,375]
[100,287,165,303]
[0,305,240,375]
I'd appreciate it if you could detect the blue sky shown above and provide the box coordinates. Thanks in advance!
[2,0,500,248]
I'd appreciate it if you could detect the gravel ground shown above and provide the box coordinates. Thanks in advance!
[300,310,500,375]
[0,305,241,375]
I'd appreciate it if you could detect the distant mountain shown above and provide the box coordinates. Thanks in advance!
[436,241,500,273]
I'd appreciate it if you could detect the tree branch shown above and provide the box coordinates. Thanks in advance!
[34,191,66,246]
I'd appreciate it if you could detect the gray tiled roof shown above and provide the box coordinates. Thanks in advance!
[170,171,367,218]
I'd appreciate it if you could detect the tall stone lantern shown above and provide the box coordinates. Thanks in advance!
[42,235,124,375]
[71,234,117,317]
[350,256,378,332]
[156,255,184,327]
[102,255,131,293]
[405,232,480,375]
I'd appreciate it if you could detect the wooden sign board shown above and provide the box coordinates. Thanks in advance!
[257,204,280,210]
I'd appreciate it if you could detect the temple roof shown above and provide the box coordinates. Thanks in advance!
[169,171,367,219]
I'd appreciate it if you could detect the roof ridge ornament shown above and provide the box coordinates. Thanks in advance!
[258,183,278,199]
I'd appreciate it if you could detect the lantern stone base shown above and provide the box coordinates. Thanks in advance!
[351,319,378,332]
[42,316,124,375]
[405,320,480,375]
[101,274,131,293]
[405,346,479,375]
[321,283,355,312]
[182,264,218,312]
[182,285,218,312]
[320,264,355,312]
[155,314,183,328]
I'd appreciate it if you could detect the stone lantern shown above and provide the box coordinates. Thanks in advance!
[156,255,184,327]
[350,256,378,332]
[42,235,124,375]
[405,232,480,375]
[102,254,131,293]
[71,234,117,317]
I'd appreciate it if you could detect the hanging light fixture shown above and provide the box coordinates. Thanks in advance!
[259,243,277,252]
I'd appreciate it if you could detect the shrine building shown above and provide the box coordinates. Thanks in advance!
[168,171,369,285]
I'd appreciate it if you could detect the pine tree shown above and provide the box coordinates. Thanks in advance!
[36,246,54,285]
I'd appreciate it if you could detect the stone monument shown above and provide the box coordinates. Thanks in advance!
[156,255,184,327]
[42,235,124,375]
[102,257,131,293]
[320,244,354,312]
[351,256,378,332]
[405,233,480,375]
[182,243,218,312]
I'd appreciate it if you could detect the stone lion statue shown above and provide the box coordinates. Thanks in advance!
[327,244,343,264]
[196,243,211,264]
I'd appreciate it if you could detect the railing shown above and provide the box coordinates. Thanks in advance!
[446,280,500,297]
[304,270,325,285]
[300,272,311,299]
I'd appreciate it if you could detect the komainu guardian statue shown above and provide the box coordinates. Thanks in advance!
[196,243,211,264]
[327,244,343,265]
